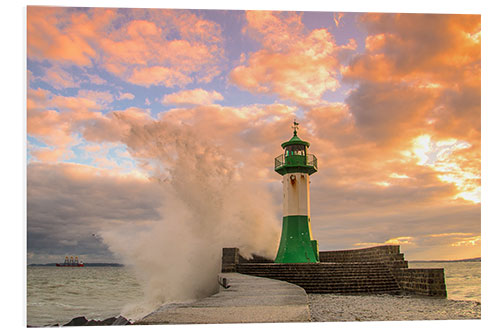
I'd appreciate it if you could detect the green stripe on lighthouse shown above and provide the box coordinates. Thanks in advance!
[275,215,319,263]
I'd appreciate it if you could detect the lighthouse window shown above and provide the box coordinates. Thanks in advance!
[285,145,305,156]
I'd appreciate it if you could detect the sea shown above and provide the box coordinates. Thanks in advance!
[27,266,144,327]
[26,261,481,327]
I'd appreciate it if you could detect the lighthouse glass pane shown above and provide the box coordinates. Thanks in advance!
[286,145,305,156]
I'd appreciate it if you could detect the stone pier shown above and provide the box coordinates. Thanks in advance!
[222,245,447,297]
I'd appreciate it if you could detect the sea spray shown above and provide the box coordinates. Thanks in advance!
[100,120,281,320]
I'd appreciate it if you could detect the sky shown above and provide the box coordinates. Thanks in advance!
[26,5,482,264]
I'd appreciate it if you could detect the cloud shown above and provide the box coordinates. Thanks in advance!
[355,236,413,247]
[450,235,481,247]
[27,87,116,162]
[345,14,480,83]
[127,66,192,88]
[27,162,165,262]
[333,13,345,28]
[118,92,135,100]
[40,65,81,89]
[231,11,356,106]
[315,13,483,210]
[243,11,305,51]
[27,7,225,88]
[27,6,98,66]
[345,81,438,145]
[343,13,480,142]
[162,89,224,106]
[97,10,224,87]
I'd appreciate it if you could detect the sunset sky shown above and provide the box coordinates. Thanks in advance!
[26,5,482,263]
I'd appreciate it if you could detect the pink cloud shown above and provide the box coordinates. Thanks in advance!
[231,12,349,106]
[31,146,75,163]
[97,11,224,87]
[345,13,480,85]
[126,19,162,38]
[87,73,107,85]
[27,87,116,162]
[27,7,225,88]
[118,92,135,100]
[27,7,97,66]
[244,11,304,51]
[333,13,344,28]
[162,89,223,106]
[127,66,192,88]
[42,65,80,89]
[305,14,482,208]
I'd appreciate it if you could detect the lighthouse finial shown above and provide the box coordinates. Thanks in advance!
[292,120,299,135]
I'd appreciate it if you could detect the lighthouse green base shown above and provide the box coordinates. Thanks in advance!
[274,215,319,263]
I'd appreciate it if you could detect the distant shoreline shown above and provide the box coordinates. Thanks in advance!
[409,257,480,263]
[28,263,124,267]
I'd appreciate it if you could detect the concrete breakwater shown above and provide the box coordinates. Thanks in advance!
[136,273,310,324]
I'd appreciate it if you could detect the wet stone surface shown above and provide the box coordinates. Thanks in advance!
[308,294,480,322]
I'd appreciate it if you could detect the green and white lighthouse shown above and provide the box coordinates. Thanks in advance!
[274,121,319,263]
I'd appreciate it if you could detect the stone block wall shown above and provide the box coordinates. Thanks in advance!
[318,245,446,297]
[221,248,273,272]
[394,268,447,297]
[221,248,240,272]
[319,245,408,270]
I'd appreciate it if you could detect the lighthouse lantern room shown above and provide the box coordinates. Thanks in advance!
[274,121,319,263]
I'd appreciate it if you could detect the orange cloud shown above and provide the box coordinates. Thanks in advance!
[343,14,481,145]
[355,236,413,247]
[27,7,98,66]
[244,11,305,51]
[127,66,192,88]
[40,65,81,89]
[162,89,224,106]
[345,14,480,84]
[27,7,225,88]
[231,17,345,105]
[117,92,135,100]
[450,235,481,247]
[31,146,75,163]
[329,13,481,207]
[97,10,224,87]
[27,87,116,162]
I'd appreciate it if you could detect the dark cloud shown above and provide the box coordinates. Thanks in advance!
[345,82,435,144]
[27,163,165,263]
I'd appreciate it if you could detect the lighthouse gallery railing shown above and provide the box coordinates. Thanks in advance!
[274,153,317,169]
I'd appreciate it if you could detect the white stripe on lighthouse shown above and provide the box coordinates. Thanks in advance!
[283,172,310,216]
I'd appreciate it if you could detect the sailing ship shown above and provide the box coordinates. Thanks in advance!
[56,256,84,267]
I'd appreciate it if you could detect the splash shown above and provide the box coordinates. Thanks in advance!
[100,120,281,320]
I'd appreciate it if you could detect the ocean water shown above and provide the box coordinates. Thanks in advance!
[27,262,481,327]
[27,266,144,327]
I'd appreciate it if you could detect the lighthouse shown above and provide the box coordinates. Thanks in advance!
[274,121,319,263]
